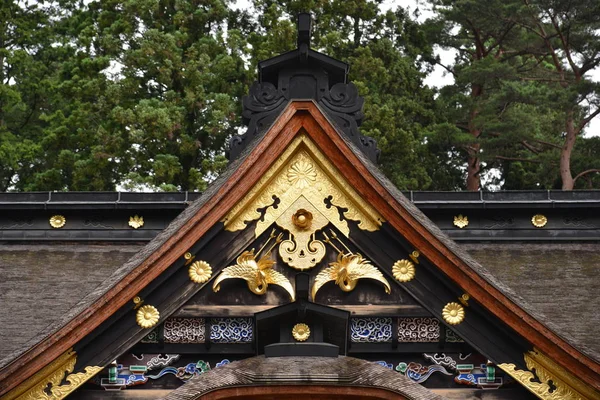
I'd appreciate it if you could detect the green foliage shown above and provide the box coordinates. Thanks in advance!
[1,0,598,192]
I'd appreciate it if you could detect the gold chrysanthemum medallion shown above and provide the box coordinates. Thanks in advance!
[136,305,160,328]
[531,214,547,228]
[129,215,144,229]
[49,215,66,228]
[189,260,212,283]
[442,302,465,325]
[392,259,416,282]
[292,323,310,342]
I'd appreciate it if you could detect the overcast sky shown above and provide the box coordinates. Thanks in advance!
[233,0,600,137]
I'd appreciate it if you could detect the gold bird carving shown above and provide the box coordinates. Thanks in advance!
[312,252,391,299]
[213,250,295,301]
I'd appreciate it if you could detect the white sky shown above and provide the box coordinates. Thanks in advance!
[233,0,600,137]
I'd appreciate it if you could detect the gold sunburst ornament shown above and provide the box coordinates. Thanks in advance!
[292,323,311,341]
[129,215,144,229]
[442,302,465,325]
[531,214,547,228]
[136,305,160,328]
[189,260,212,283]
[453,214,469,228]
[49,215,66,228]
[392,259,416,282]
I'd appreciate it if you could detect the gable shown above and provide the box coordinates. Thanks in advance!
[1,102,599,400]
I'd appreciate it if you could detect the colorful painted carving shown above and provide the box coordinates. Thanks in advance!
[374,361,394,369]
[398,317,440,342]
[164,317,205,343]
[350,318,392,343]
[396,362,452,383]
[147,360,211,381]
[455,363,503,389]
[210,317,253,343]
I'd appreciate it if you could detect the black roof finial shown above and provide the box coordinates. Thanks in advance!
[297,13,311,63]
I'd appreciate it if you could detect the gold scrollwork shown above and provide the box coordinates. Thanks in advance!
[499,346,597,400]
[222,134,384,238]
[5,349,102,400]
[213,231,295,301]
[276,198,328,270]
[409,250,420,264]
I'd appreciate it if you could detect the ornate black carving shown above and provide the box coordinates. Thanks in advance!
[227,13,380,163]
[483,216,515,229]
[318,83,380,162]
[563,216,595,228]
[0,218,33,229]
[228,82,286,160]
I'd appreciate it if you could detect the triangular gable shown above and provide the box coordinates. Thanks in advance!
[1,101,599,400]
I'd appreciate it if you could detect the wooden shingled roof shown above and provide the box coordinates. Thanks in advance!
[0,101,599,400]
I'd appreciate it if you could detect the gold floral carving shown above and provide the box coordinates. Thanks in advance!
[498,347,597,400]
[136,305,160,328]
[292,323,311,341]
[213,242,295,300]
[128,215,144,229]
[392,259,416,282]
[312,252,391,299]
[188,260,212,283]
[453,214,469,228]
[49,215,66,229]
[222,134,384,238]
[532,214,548,228]
[276,197,328,270]
[48,366,104,399]
[442,302,465,325]
[5,349,102,400]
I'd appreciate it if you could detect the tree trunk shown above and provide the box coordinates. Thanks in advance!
[467,145,481,191]
[560,112,577,190]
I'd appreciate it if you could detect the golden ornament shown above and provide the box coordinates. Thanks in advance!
[292,208,313,230]
[136,305,160,328]
[292,323,311,342]
[392,259,416,282]
[442,302,465,325]
[129,215,144,229]
[453,214,469,228]
[409,250,420,264]
[213,249,295,301]
[312,252,391,299]
[189,260,212,283]
[49,215,66,228]
[531,214,547,228]
[287,159,317,188]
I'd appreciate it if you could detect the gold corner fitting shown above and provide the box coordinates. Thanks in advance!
[498,348,598,400]
[4,349,102,400]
